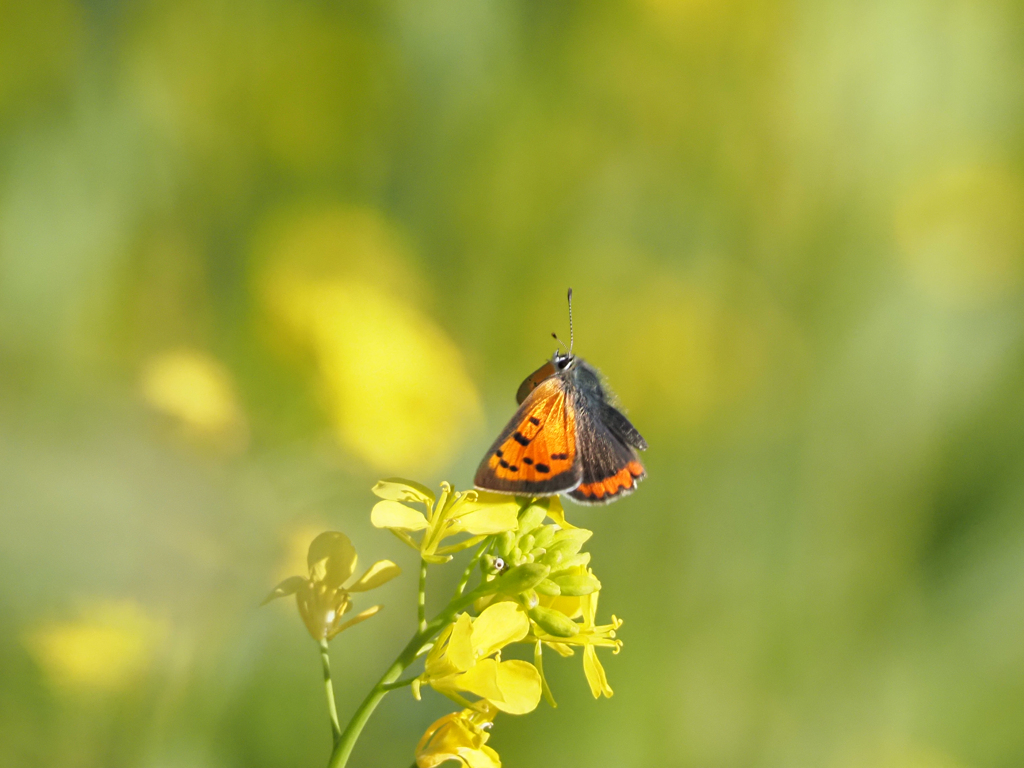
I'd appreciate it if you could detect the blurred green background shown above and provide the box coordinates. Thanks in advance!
[2,1,1024,766]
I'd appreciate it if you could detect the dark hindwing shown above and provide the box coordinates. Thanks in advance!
[567,395,646,505]
[599,402,648,451]
[474,377,582,496]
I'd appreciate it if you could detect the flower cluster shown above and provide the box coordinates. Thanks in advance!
[265,481,623,768]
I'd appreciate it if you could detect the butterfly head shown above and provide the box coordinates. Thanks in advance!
[552,349,576,372]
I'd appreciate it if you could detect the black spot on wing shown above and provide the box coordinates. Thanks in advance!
[513,432,530,446]
[535,463,550,474]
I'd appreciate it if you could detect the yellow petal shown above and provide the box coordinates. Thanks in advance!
[534,641,557,708]
[328,605,381,638]
[449,658,504,702]
[538,593,584,621]
[492,659,542,714]
[261,575,307,605]
[451,505,520,536]
[307,532,357,589]
[582,645,613,698]
[470,602,530,658]
[426,614,475,678]
[348,560,401,592]
[372,478,436,507]
[415,711,500,768]
[464,745,501,768]
[544,497,578,529]
[371,500,429,532]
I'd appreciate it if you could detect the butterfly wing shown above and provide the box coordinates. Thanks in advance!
[567,396,646,505]
[599,402,648,451]
[515,361,556,405]
[475,377,583,496]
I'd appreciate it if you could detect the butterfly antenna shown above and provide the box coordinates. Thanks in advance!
[551,332,567,352]
[567,287,574,355]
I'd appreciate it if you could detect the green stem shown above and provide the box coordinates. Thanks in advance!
[319,639,342,744]
[326,583,492,768]
[453,538,491,598]
[417,559,428,633]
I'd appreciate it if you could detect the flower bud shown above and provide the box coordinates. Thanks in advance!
[529,605,580,638]
[548,529,591,556]
[495,563,550,595]
[494,531,515,558]
[550,571,601,596]
[534,578,561,596]
[531,525,556,551]
[516,504,547,537]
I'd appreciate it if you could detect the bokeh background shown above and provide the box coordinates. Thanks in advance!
[2,1,1024,766]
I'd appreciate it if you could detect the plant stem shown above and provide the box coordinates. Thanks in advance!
[417,559,428,633]
[453,538,491,598]
[326,583,492,768]
[319,639,342,744]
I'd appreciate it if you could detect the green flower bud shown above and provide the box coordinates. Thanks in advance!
[496,563,550,595]
[494,531,515,558]
[516,504,547,537]
[529,605,580,638]
[534,578,561,596]
[550,570,601,596]
[520,534,536,554]
[520,588,540,609]
[550,528,592,554]
[549,552,590,571]
[531,525,556,551]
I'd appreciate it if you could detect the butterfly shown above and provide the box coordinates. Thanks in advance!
[474,289,647,505]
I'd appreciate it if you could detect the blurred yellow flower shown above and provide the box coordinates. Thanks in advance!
[371,479,519,564]
[140,348,243,435]
[532,574,622,699]
[416,701,502,768]
[264,531,400,642]
[23,600,165,693]
[259,207,482,474]
[897,164,1024,304]
[413,602,541,715]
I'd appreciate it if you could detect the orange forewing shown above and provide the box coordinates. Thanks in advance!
[486,378,577,484]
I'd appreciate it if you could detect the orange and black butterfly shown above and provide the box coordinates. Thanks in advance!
[474,289,647,505]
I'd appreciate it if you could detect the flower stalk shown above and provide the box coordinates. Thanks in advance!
[319,639,342,744]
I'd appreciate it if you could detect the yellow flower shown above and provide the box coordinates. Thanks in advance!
[416,701,501,768]
[531,571,622,699]
[371,479,519,564]
[263,532,400,642]
[413,602,541,715]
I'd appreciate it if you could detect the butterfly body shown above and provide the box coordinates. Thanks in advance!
[475,350,647,505]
